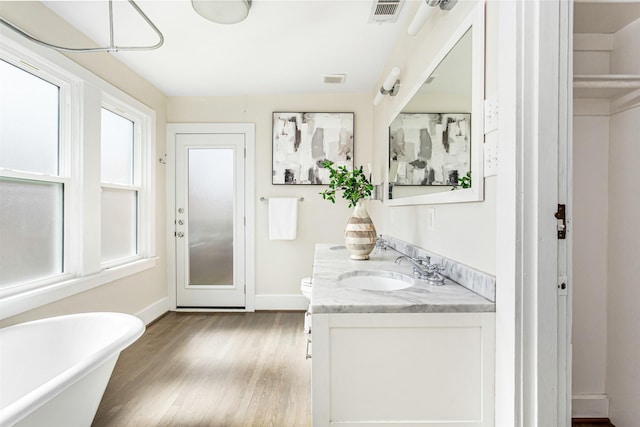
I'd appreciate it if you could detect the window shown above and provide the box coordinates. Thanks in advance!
[0,60,59,175]
[101,108,138,264]
[0,59,65,289]
[0,38,156,319]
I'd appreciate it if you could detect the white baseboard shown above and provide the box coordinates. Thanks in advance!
[135,296,169,325]
[572,394,609,418]
[255,294,308,311]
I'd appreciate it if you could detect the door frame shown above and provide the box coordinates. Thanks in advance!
[558,0,574,423]
[166,123,255,312]
[495,1,571,425]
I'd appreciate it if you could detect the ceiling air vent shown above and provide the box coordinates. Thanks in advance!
[369,0,405,23]
[324,74,347,84]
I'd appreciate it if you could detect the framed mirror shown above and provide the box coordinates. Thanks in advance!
[385,3,484,206]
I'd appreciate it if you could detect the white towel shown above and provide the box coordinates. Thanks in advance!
[268,198,298,240]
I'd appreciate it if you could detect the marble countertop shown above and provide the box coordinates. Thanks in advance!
[311,244,496,314]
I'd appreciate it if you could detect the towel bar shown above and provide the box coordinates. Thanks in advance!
[260,197,304,202]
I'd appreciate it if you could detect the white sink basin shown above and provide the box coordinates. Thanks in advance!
[338,271,413,291]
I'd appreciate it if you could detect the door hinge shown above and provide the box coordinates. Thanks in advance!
[555,204,566,239]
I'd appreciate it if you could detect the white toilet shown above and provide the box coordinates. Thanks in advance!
[301,277,312,333]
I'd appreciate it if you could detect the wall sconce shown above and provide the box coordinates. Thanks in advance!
[373,67,401,106]
[407,0,458,36]
[370,184,385,201]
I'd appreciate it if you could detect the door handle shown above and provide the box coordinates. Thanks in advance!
[177,231,184,238]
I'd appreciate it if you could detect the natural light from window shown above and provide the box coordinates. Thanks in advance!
[0,59,63,288]
[0,38,155,319]
[101,108,138,264]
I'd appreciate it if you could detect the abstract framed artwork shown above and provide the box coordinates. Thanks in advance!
[272,112,354,185]
[389,113,471,186]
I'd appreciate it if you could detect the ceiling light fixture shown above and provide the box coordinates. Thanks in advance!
[0,0,163,53]
[192,0,252,24]
[373,67,400,106]
[407,0,458,36]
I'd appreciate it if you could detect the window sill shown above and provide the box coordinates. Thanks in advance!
[0,257,158,321]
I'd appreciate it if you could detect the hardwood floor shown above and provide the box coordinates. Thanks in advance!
[573,421,616,427]
[93,311,621,427]
[92,312,311,427]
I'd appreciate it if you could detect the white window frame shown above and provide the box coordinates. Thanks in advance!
[0,49,75,294]
[99,98,145,269]
[0,28,156,320]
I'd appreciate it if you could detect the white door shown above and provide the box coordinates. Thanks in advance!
[175,132,245,308]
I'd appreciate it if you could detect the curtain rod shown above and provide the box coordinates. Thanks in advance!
[0,0,164,53]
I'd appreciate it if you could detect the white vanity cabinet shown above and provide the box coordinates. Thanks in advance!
[311,312,495,427]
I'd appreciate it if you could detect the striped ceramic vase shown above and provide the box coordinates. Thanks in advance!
[344,201,377,260]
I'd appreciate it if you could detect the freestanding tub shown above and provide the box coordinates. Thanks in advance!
[0,312,145,427]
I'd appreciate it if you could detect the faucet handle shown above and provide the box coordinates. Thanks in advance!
[375,235,388,251]
[426,263,446,285]
[427,263,445,272]
[414,256,431,266]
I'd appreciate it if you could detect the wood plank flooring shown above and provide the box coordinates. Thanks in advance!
[92,311,619,427]
[573,421,616,427]
[92,312,311,427]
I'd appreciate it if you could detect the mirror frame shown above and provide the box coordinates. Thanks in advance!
[385,2,485,206]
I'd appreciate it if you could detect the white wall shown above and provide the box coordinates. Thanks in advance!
[158,0,498,306]
[0,2,168,327]
[0,0,497,319]
[572,115,609,398]
[606,18,640,427]
[610,18,640,74]
[571,16,640,422]
[168,94,374,305]
[370,0,497,275]
[607,105,640,426]
[571,34,612,415]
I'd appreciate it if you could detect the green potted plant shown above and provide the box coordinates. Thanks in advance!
[451,171,472,191]
[320,160,377,260]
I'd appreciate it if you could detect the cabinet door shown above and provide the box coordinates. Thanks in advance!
[312,313,495,427]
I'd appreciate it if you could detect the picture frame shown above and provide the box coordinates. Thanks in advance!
[272,112,354,185]
[389,113,471,186]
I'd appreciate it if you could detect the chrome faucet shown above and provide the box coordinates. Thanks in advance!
[375,235,389,251]
[395,255,431,279]
[395,255,446,285]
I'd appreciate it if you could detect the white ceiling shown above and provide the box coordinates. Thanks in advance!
[42,0,414,97]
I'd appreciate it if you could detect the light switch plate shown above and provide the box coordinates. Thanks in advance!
[484,96,498,133]
[484,132,498,176]
[427,208,435,231]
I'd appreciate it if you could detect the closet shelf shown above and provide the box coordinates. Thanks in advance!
[573,74,640,99]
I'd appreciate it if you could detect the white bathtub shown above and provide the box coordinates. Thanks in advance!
[0,312,145,427]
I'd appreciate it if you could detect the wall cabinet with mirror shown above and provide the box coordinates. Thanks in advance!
[385,2,485,206]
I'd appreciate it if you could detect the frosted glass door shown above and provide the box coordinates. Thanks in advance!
[175,133,245,308]
[188,148,233,286]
